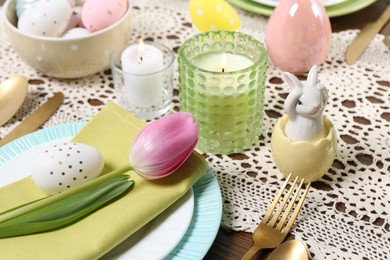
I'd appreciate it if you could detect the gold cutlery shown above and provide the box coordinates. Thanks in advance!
[345,5,390,64]
[241,174,311,260]
[0,76,28,126]
[267,240,309,260]
[0,92,64,148]
[384,35,390,48]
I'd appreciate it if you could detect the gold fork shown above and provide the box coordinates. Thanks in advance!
[241,174,311,260]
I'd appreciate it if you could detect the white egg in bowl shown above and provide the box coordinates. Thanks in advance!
[2,0,132,79]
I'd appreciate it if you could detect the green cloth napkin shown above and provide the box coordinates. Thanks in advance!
[0,102,207,260]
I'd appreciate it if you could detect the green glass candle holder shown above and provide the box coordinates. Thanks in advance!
[178,31,268,154]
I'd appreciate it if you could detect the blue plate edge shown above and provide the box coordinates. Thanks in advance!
[0,122,222,260]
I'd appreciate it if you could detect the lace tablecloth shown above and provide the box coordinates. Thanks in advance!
[1,0,389,259]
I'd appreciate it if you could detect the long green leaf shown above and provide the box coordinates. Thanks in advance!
[0,175,134,238]
[0,164,132,223]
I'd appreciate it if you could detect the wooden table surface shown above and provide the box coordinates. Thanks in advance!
[204,1,390,259]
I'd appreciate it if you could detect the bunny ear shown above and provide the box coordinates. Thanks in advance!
[284,72,302,91]
[307,65,318,86]
[318,83,329,104]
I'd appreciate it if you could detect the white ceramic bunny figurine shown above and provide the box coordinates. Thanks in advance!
[283,65,328,142]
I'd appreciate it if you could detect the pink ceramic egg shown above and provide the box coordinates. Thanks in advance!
[265,0,331,74]
[81,0,128,32]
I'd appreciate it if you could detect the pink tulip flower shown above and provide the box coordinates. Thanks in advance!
[129,112,199,179]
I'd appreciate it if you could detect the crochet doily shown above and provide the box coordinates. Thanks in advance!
[0,1,389,259]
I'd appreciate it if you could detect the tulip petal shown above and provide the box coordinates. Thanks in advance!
[129,112,199,179]
[136,139,197,179]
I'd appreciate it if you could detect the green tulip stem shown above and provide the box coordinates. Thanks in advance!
[0,164,133,224]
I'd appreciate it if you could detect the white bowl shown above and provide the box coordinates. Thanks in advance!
[2,0,133,79]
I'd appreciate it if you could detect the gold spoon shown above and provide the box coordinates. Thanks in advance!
[0,76,28,126]
[268,240,309,260]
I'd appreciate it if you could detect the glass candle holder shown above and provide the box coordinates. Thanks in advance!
[178,31,268,154]
[110,41,175,120]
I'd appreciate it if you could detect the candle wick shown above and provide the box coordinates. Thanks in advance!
[139,56,143,64]
[222,68,225,73]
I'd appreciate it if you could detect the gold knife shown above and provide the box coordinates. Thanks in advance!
[384,35,390,48]
[0,92,64,147]
[345,5,390,65]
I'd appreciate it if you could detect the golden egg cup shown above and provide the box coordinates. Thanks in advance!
[271,115,337,182]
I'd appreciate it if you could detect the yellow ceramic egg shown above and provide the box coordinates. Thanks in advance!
[271,115,337,183]
[189,0,241,32]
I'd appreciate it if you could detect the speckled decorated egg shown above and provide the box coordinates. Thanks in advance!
[17,0,73,37]
[31,142,104,194]
[81,0,128,32]
[189,0,241,32]
[16,0,37,18]
[16,0,75,18]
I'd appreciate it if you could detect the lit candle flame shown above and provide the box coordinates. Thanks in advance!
[138,39,145,64]
[221,52,227,72]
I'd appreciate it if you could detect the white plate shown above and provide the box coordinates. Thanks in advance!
[251,0,348,7]
[102,189,194,259]
[0,138,194,260]
[0,122,222,259]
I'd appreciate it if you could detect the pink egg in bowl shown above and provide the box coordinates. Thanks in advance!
[2,0,133,79]
[82,0,128,33]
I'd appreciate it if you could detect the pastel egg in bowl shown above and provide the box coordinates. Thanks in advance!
[2,0,132,79]
[271,115,337,183]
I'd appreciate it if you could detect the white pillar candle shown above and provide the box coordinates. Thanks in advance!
[121,41,164,107]
[191,52,254,73]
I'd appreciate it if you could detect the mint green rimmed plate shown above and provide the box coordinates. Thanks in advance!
[0,122,222,260]
[227,0,376,17]
[252,0,348,7]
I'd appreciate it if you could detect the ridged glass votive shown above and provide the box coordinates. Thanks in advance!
[178,31,268,154]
